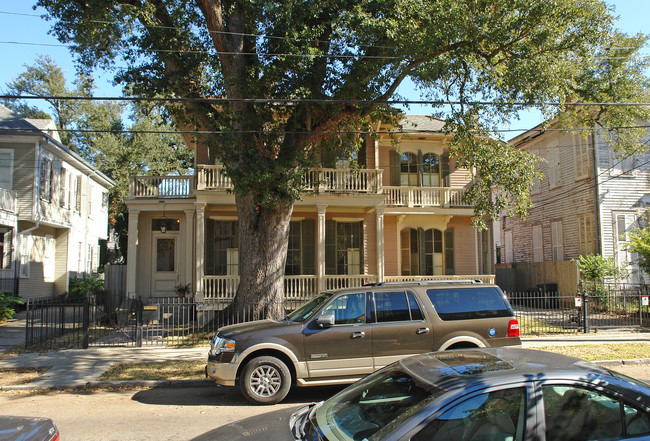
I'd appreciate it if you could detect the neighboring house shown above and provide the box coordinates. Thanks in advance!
[495,121,650,292]
[0,105,114,298]
[125,114,495,301]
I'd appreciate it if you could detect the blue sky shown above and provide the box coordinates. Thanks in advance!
[0,0,647,135]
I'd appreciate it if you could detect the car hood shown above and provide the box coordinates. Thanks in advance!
[218,319,300,338]
[0,416,58,441]
[190,406,298,441]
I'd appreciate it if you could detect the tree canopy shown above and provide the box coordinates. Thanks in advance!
[33,0,650,314]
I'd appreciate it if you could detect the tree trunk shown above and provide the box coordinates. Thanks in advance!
[233,193,294,320]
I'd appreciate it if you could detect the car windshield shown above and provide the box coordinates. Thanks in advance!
[286,293,333,323]
[311,365,441,441]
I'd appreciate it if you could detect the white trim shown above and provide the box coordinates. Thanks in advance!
[0,148,14,190]
[438,336,487,351]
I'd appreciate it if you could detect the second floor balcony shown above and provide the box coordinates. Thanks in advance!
[128,165,470,208]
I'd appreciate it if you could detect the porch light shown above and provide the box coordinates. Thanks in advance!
[160,220,167,234]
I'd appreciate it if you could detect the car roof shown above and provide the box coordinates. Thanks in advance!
[397,348,640,394]
[328,282,500,295]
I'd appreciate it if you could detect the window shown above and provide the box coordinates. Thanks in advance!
[101,192,109,210]
[504,230,513,263]
[205,220,239,276]
[422,153,440,187]
[0,229,12,269]
[86,244,93,274]
[0,150,13,190]
[574,135,590,180]
[321,293,366,325]
[40,156,53,201]
[577,213,595,256]
[427,287,513,320]
[533,225,543,262]
[326,220,363,275]
[19,235,31,278]
[610,150,635,176]
[285,221,302,276]
[413,387,526,441]
[59,168,68,208]
[285,220,315,276]
[156,238,175,272]
[44,235,55,282]
[401,228,444,276]
[373,291,423,323]
[551,221,564,261]
[77,242,83,275]
[400,152,418,186]
[542,385,650,441]
[548,146,561,189]
[74,175,82,212]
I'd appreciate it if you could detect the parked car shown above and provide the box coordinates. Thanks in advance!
[206,279,521,404]
[0,416,59,441]
[196,347,650,440]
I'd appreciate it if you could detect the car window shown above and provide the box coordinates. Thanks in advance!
[374,291,411,322]
[286,293,333,322]
[427,287,513,320]
[542,385,634,441]
[412,387,526,441]
[321,293,366,325]
[407,291,424,320]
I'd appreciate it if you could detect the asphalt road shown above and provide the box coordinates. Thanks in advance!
[0,385,345,441]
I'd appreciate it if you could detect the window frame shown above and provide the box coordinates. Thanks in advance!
[573,135,591,181]
[0,149,14,190]
[551,220,564,261]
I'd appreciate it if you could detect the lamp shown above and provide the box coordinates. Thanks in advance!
[160,201,167,233]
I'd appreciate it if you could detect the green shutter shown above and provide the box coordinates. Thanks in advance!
[389,150,401,186]
[441,152,450,187]
[302,220,315,275]
[325,220,336,274]
[445,228,455,275]
[417,150,424,187]
[418,227,425,276]
[359,220,365,273]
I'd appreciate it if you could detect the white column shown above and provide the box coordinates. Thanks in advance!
[195,203,206,300]
[475,227,480,274]
[317,204,327,292]
[185,210,195,299]
[126,209,139,299]
[376,207,385,283]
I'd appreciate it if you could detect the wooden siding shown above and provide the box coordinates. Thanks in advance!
[447,217,477,274]
[11,141,36,220]
[54,228,68,294]
[383,215,399,276]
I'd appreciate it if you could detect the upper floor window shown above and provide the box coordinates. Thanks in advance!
[400,152,418,186]
[574,135,590,180]
[101,192,109,211]
[40,156,53,202]
[548,146,561,189]
[0,150,13,190]
[59,168,69,209]
[74,175,82,212]
[422,153,440,187]
[610,150,635,176]
[390,150,450,187]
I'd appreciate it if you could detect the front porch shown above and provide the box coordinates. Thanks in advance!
[202,274,496,301]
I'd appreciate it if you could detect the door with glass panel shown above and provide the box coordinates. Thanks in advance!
[151,232,179,296]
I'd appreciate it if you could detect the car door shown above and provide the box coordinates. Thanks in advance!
[371,290,434,370]
[303,292,374,379]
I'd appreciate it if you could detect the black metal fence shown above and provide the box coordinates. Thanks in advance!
[23,284,650,351]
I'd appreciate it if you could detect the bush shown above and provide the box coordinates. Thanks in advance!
[66,275,105,302]
[0,291,24,322]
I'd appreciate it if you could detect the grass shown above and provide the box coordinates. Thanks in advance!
[532,343,650,362]
[0,367,50,385]
[97,359,206,381]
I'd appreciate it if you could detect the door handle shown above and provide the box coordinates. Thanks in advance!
[416,327,430,335]
[350,331,365,339]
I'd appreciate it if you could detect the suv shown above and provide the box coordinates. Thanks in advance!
[206,280,520,404]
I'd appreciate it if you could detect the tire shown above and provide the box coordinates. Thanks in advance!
[239,356,291,405]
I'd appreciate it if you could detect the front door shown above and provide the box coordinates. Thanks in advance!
[151,232,179,297]
[303,292,373,379]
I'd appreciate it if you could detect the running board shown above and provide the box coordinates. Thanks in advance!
[296,377,362,387]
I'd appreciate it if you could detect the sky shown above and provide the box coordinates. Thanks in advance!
[0,0,648,137]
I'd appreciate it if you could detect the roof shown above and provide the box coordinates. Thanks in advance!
[400,115,447,133]
[0,105,43,133]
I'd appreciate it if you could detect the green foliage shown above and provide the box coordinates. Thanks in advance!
[0,291,24,323]
[67,275,104,302]
[625,214,650,275]
[576,254,626,282]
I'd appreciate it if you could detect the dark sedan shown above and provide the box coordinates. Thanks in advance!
[194,348,650,441]
[0,416,59,441]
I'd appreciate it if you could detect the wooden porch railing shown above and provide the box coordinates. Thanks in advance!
[383,275,495,284]
[384,186,469,208]
[129,176,193,198]
[0,188,16,213]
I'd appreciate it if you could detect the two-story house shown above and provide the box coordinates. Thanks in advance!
[125,114,495,302]
[495,120,650,292]
[0,105,114,298]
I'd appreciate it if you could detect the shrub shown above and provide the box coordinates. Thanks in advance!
[0,291,24,322]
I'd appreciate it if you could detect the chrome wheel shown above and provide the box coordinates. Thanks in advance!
[249,364,282,397]
[240,356,292,404]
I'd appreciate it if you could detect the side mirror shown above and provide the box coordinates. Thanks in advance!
[316,314,335,328]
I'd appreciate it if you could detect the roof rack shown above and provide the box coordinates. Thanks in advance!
[367,279,485,287]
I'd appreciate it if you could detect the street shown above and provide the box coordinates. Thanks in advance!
[0,385,345,441]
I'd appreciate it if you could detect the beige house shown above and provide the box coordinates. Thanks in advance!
[496,121,650,292]
[0,105,114,298]
[125,115,494,301]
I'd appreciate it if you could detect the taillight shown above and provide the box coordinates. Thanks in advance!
[507,319,520,338]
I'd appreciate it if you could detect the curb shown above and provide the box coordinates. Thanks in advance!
[0,379,215,392]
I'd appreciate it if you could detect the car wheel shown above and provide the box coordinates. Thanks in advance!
[239,356,291,404]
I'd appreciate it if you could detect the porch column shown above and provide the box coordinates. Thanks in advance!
[195,203,206,300]
[475,228,480,274]
[185,209,195,299]
[126,209,140,299]
[376,206,385,283]
[317,204,327,292]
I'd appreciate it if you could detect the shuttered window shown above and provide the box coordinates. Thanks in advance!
[574,135,590,180]
[551,221,564,261]
[548,147,561,189]
[325,220,363,275]
[577,214,595,256]
[533,225,543,262]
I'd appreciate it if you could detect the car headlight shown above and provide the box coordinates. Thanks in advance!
[209,336,236,357]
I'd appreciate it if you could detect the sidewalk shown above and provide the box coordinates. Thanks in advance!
[2,316,650,390]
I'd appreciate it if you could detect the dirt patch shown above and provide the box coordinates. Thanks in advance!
[0,367,50,385]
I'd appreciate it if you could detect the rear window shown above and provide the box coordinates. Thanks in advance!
[427,287,513,321]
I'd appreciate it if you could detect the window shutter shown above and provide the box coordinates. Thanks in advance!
[441,153,450,187]
[302,219,315,275]
[551,221,564,261]
[75,176,82,212]
[418,227,425,275]
[444,228,455,275]
[400,229,411,275]
[417,150,424,187]
[359,220,365,273]
[389,150,401,186]
[533,225,543,262]
[325,220,336,274]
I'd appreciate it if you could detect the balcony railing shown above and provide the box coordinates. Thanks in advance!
[129,176,193,198]
[384,186,469,208]
[196,165,233,191]
[0,188,16,213]
[202,274,493,300]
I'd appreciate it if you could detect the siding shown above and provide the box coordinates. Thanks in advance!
[448,217,477,274]
[383,215,399,276]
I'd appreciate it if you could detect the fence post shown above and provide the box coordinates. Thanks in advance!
[24,298,30,348]
[82,296,90,349]
[136,297,143,347]
[582,290,589,334]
